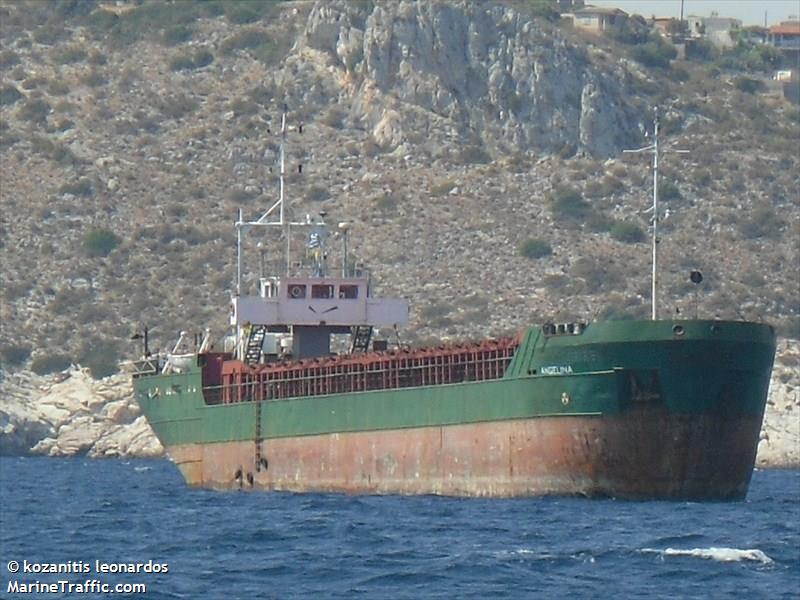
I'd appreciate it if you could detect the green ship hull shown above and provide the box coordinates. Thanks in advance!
[134,320,776,500]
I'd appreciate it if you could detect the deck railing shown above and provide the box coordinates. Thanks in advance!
[121,357,160,378]
[209,338,519,405]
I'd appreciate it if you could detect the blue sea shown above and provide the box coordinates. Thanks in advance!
[1,458,798,599]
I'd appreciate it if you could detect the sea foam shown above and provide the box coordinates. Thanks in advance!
[644,547,774,565]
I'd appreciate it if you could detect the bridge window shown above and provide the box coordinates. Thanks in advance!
[288,284,306,299]
[339,284,359,299]
[311,284,334,299]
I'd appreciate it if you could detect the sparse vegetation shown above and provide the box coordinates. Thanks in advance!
[607,15,650,45]
[733,76,764,94]
[597,304,641,321]
[431,180,457,196]
[84,2,204,47]
[77,338,121,378]
[17,97,50,123]
[0,49,20,68]
[162,25,194,46]
[306,186,330,202]
[30,353,71,375]
[610,220,645,244]
[686,39,716,62]
[229,97,259,117]
[557,143,577,159]
[169,48,214,71]
[572,257,624,295]
[0,85,22,105]
[550,185,591,219]
[219,25,287,62]
[520,0,560,22]
[31,135,80,165]
[87,49,108,65]
[420,302,454,328]
[585,174,625,199]
[84,229,121,258]
[59,179,94,197]
[81,69,108,87]
[47,79,71,95]
[321,106,347,129]
[780,316,800,340]
[157,94,198,120]
[51,44,88,65]
[738,204,784,239]
[459,146,491,165]
[32,23,67,45]
[658,180,681,202]
[226,188,259,204]
[629,35,677,68]
[21,75,47,90]
[0,343,32,367]
[715,41,782,73]
[363,138,382,157]
[222,2,264,24]
[520,237,553,259]
[221,28,269,54]
[375,191,401,213]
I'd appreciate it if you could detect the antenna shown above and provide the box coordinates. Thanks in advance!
[338,222,351,277]
[623,107,690,320]
[234,104,312,290]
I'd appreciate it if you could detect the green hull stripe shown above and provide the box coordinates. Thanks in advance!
[135,321,776,447]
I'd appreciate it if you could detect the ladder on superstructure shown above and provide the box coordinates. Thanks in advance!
[350,325,373,353]
[244,325,268,364]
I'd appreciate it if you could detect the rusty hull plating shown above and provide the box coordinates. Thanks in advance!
[168,410,762,500]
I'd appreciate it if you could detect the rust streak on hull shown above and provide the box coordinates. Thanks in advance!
[167,408,761,500]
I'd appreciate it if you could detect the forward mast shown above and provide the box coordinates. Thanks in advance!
[624,107,689,320]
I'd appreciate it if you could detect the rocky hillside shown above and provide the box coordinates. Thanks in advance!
[0,0,798,377]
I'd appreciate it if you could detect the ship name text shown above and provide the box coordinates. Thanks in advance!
[539,365,574,375]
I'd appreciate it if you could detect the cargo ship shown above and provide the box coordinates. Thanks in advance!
[128,110,776,500]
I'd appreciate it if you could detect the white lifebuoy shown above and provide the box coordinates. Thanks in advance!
[290,285,303,298]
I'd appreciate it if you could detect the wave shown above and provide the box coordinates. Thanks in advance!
[492,548,597,564]
[642,547,774,565]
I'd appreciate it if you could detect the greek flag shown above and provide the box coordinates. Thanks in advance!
[308,232,321,248]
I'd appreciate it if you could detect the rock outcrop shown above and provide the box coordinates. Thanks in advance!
[296,0,643,157]
[756,340,800,468]
[0,367,163,459]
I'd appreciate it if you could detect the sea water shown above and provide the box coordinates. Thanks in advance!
[1,457,798,599]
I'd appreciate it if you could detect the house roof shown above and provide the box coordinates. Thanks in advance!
[687,15,742,28]
[770,22,800,35]
[574,6,628,17]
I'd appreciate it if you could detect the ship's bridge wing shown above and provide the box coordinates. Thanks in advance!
[231,276,408,328]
